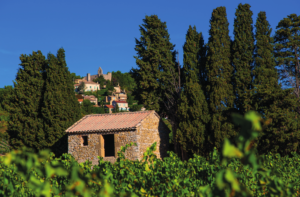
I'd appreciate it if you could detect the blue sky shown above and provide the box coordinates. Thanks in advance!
[1,0,299,89]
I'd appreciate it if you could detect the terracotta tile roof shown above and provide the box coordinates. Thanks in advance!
[114,100,127,103]
[105,105,114,108]
[65,110,156,133]
[78,99,83,102]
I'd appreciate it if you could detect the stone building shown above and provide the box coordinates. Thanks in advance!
[82,95,98,105]
[66,110,170,165]
[106,84,127,103]
[83,67,112,82]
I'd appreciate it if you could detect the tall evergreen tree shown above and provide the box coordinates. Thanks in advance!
[131,15,181,158]
[232,3,255,115]
[131,15,176,113]
[41,48,81,151]
[205,7,237,151]
[252,11,281,118]
[177,26,210,160]
[274,14,300,114]
[250,12,300,156]
[3,51,47,151]
[197,32,209,100]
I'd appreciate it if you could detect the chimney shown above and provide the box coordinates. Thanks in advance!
[87,73,91,82]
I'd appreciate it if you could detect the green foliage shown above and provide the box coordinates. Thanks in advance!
[41,49,81,151]
[231,3,255,114]
[254,88,300,157]
[92,107,105,114]
[197,31,208,98]
[93,75,106,88]
[127,93,134,105]
[274,14,300,91]
[0,107,9,130]
[0,138,11,154]
[250,12,300,157]
[114,103,120,113]
[177,25,210,159]
[111,71,137,92]
[1,111,300,196]
[129,104,143,112]
[252,11,281,117]
[0,147,136,197]
[0,85,13,109]
[82,99,94,114]
[0,106,10,154]
[70,72,84,82]
[205,6,236,153]
[2,51,47,151]
[131,15,177,113]
[2,49,81,153]
[78,82,86,94]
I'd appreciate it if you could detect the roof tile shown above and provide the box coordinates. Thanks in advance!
[66,110,155,133]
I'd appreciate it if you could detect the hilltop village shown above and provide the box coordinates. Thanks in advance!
[73,67,144,114]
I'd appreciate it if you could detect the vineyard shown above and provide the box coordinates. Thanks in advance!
[1,111,300,197]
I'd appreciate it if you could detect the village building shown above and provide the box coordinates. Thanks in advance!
[104,104,114,113]
[83,67,112,82]
[65,110,170,165]
[77,99,83,104]
[82,95,98,105]
[112,100,129,111]
[74,78,87,84]
[106,93,127,103]
[106,84,127,103]
[74,81,100,93]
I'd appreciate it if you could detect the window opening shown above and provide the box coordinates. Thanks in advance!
[82,136,88,146]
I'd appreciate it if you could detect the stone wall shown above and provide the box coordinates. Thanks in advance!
[68,129,139,165]
[137,112,170,161]
[68,133,99,163]
[67,111,170,166]
[102,72,112,81]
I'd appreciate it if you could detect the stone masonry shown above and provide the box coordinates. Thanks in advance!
[66,111,170,166]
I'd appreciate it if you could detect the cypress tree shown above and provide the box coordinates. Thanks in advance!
[251,12,300,156]
[41,48,81,156]
[197,32,209,100]
[131,15,181,158]
[3,51,47,151]
[232,3,255,115]
[205,7,237,151]
[274,14,300,114]
[177,26,210,160]
[114,103,120,113]
[252,11,281,118]
[41,48,81,149]
[131,15,176,113]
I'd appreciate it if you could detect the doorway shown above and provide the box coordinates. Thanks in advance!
[103,134,115,157]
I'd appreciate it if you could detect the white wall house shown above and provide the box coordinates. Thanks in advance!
[74,81,100,92]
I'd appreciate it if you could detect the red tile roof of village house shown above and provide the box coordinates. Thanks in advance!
[105,105,114,108]
[78,99,83,102]
[114,101,127,103]
[65,110,158,133]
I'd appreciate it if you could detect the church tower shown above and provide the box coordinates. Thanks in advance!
[98,67,103,76]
